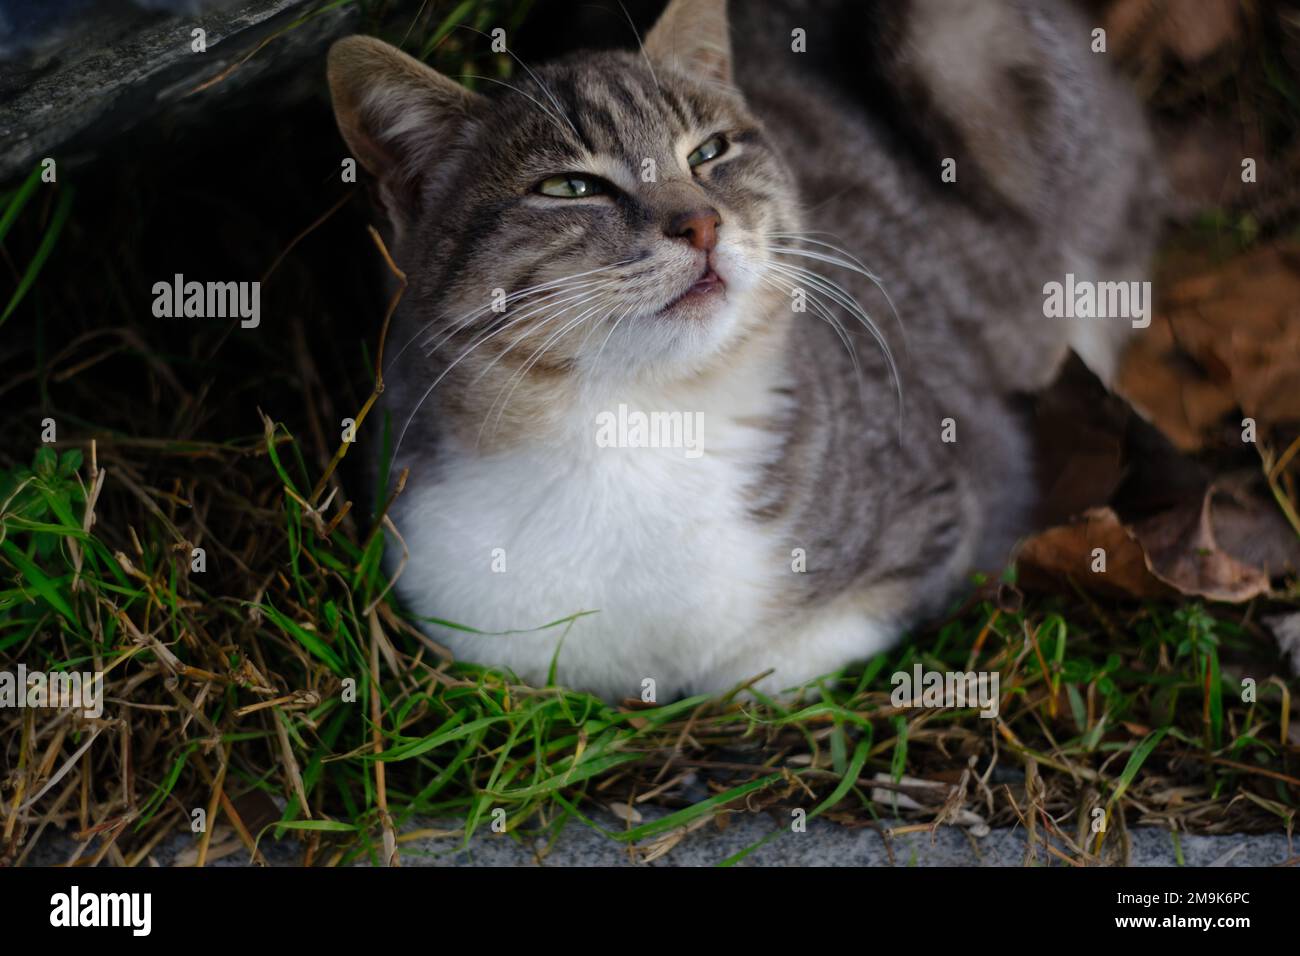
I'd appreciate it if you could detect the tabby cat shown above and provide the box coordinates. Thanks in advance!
[327,0,1160,700]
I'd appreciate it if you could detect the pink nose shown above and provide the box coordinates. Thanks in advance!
[667,208,721,251]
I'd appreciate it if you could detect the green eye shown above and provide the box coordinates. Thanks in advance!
[536,175,605,198]
[687,134,728,168]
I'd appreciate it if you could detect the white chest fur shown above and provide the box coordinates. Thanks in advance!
[393,395,787,698]
[391,368,896,700]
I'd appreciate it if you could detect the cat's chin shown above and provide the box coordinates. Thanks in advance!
[656,271,726,322]
[660,264,722,316]
[581,258,770,380]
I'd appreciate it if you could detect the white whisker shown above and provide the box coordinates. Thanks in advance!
[454,25,579,138]
[394,274,623,459]
[407,259,635,364]
[481,296,618,444]
[766,238,907,351]
[763,259,904,438]
[616,0,660,93]
[455,74,571,139]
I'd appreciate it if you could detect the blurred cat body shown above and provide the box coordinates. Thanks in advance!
[328,0,1160,700]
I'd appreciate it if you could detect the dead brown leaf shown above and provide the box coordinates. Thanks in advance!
[1019,483,1292,604]
[1118,242,1300,451]
[1017,507,1175,600]
[1131,487,1272,602]
[1031,357,1129,524]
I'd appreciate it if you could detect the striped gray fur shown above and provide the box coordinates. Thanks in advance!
[327,0,1161,699]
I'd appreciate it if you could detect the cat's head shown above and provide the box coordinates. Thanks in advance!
[327,0,799,399]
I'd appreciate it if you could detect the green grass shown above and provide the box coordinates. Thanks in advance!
[1,428,1296,866]
[0,166,75,330]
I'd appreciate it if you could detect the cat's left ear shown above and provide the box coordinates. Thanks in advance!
[644,0,732,85]
[327,36,485,225]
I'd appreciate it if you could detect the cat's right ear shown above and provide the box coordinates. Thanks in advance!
[645,0,732,85]
[327,36,484,224]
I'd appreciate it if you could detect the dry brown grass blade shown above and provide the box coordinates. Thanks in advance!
[308,226,406,507]
[194,741,231,868]
[370,608,399,867]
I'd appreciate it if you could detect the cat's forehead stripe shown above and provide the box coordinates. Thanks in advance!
[522,57,705,159]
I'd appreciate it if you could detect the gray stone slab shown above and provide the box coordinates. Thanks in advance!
[0,0,356,182]
[388,815,1295,868]
[21,811,1295,867]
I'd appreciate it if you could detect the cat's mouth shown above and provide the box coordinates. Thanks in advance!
[658,262,726,317]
